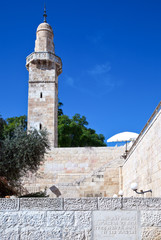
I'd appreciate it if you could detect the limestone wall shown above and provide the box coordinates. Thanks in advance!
[1,198,161,239]
[23,146,124,198]
[28,61,58,148]
[122,102,161,197]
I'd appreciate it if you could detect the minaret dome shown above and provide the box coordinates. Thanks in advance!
[35,22,54,53]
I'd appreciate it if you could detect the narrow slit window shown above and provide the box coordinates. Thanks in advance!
[40,92,43,98]
[40,123,42,130]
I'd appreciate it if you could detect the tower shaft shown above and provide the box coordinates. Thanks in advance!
[26,22,62,148]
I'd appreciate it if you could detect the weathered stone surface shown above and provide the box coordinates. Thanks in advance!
[122,198,161,210]
[85,228,92,240]
[20,229,46,240]
[0,212,19,228]
[122,198,155,210]
[141,227,161,240]
[138,198,161,210]
[12,228,62,240]
[98,198,122,210]
[0,229,19,240]
[141,211,161,227]
[2,198,161,239]
[93,210,138,240]
[63,227,86,240]
[64,198,98,210]
[75,211,92,229]
[0,199,19,211]
[20,198,63,210]
[45,227,62,240]
[47,211,74,227]
[0,211,46,231]
[122,198,139,209]
[19,211,46,227]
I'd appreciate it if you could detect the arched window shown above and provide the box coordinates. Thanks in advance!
[40,92,43,98]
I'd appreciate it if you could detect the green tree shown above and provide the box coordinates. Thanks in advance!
[3,115,27,137]
[58,100,64,116]
[0,115,6,140]
[0,126,50,195]
[58,113,106,147]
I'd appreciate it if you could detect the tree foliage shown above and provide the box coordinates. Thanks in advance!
[58,100,64,116]
[0,122,50,195]
[3,115,27,137]
[58,100,106,147]
[58,113,106,147]
[0,115,6,140]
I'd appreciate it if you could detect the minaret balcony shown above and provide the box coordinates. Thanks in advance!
[26,51,62,75]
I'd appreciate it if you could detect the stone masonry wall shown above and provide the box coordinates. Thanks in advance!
[28,61,58,148]
[23,146,124,198]
[122,103,161,197]
[1,198,161,239]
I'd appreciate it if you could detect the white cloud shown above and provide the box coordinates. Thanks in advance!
[63,63,123,97]
[88,62,111,75]
[87,62,123,95]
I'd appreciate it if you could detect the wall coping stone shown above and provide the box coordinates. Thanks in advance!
[19,198,63,211]
[1,198,161,211]
[0,198,19,211]
[64,198,98,211]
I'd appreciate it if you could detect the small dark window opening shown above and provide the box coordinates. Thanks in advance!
[40,92,43,98]
[40,123,42,130]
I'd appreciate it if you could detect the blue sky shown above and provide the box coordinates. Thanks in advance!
[0,0,161,143]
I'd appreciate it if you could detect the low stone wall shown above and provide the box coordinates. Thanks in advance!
[1,198,161,239]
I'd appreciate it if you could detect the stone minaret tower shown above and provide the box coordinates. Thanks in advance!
[26,8,62,148]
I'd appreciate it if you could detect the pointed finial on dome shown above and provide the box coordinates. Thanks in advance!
[43,3,47,23]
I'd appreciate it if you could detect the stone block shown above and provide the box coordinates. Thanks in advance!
[122,197,144,210]
[45,227,62,240]
[0,199,19,211]
[75,211,92,229]
[64,198,98,210]
[137,198,161,210]
[122,198,161,210]
[20,229,46,240]
[62,227,86,240]
[0,212,19,228]
[141,227,161,240]
[98,198,121,210]
[19,211,46,227]
[85,228,92,240]
[20,198,63,210]
[0,228,19,240]
[141,211,161,227]
[47,211,74,227]
[93,210,138,240]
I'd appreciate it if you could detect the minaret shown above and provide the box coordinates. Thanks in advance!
[26,7,62,148]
